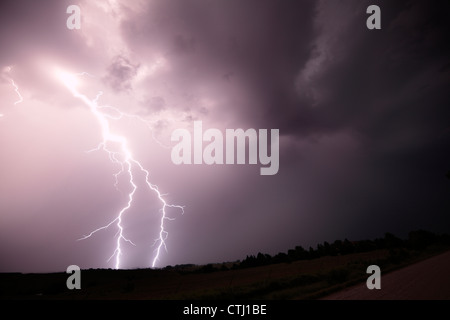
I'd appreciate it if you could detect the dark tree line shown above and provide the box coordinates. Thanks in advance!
[235,230,450,269]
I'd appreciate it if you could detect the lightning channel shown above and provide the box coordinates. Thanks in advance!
[10,79,23,105]
[2,66,23,110]
[56,68,184,269]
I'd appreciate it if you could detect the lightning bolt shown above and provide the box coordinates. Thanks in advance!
[55,68,184,269]
[10,79,23,105]
[1,66,23,112]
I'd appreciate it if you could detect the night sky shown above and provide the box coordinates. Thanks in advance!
[0,0,449,273]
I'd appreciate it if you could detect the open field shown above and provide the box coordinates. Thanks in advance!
[322,250,450,300]
[1,245,449,300]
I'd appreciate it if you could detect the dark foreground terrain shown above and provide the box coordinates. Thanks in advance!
[1,244,449,300]
[323,250,450,300]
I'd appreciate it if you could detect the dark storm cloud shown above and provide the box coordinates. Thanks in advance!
[299,0,450,140]
[0,0,89,66]
[118,0,450,142]
[120,0,317,124]
[221,0,450,145]
[119,0,450,171]
[123,1,449,142]
[103,55,140,92]
[140,96,166,113]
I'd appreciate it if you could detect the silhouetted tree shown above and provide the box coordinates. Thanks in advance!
[341,239,355,254]
[323,241,334,256]
[294,245,309,260]
[308,246,317,259]
[272,252,288,264]
[408,230,437,250]
[316,243,325,257]
[235,230,449,270]
[198,264,215,273]
[256,252,272,265]
[240,255,257,268]
[332,240,343,255]
[384,232,403,248]
[355,239,376,252]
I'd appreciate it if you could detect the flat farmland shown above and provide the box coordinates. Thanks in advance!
[2,248,445,300]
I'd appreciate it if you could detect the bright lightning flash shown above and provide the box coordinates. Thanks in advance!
[11,79,24,105]
[54,68,184,269]
[2,66,24,108]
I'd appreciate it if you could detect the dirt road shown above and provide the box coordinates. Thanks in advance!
[323,250,450,300]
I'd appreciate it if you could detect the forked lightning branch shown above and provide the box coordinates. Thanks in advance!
[54,68,184,269]
[3,65,279,270]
